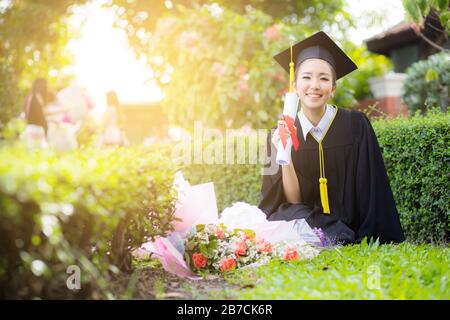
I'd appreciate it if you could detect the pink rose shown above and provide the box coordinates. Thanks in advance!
[263,25,281,41]
[192,253,207,269]
[283,247,299,261]
[220,257,237,272]
[234,241,247,256]
[212,62,226,77]
[208,225,225,239]
[215,227,224,239]
[257,239,272,253]
[178,31,199,49]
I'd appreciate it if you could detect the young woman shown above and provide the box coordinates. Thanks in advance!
[258,31,405,244]
[101,91,128,146]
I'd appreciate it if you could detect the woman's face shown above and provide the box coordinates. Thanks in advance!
[294,58,336,111]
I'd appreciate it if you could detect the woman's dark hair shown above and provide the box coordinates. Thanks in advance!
[25,77,48,133]
[295,60,337,87]
[31,77,48,105]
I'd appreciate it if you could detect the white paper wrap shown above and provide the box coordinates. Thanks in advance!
[276,92,299,165]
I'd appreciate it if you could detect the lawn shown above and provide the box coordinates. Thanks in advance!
[125,241,449,300]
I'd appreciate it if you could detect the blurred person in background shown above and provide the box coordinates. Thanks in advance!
[24,77,48,135]
[101,90,128,146]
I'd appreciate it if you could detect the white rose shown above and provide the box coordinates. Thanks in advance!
[218,202,267,230]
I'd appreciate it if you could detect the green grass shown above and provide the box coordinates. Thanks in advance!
[128,241,449,300]
[218,242,450,300]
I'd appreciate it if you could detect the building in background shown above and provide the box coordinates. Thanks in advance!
[360,10,449,117]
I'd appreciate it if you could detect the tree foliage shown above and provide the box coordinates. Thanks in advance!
[111,3,387,129]
[0,0,392,129]
[402,0,450,35]
[0,0,87,125]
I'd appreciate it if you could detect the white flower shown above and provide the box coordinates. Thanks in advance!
[219,202,267,230]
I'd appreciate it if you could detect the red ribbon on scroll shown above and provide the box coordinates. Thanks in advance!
[278,115,299,151]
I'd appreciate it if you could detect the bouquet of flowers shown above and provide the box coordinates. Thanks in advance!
[135,174,330,278]
[184,223,322,274]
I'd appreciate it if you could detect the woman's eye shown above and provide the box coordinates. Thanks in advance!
[301,76,310,79]
[321,78,329,81]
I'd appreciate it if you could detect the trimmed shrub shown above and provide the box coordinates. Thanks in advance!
[0,144,177,298]
[373,110,449,244]
[183,163,262,213]
[402,52,449,114]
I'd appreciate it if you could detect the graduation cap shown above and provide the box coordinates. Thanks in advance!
[273,31,357,80]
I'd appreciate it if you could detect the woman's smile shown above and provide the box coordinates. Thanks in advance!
[306,93,323,99]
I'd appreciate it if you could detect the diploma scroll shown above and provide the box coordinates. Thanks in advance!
[276,92,299,165]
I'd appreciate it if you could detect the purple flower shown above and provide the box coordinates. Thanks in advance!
[313,227,329,247]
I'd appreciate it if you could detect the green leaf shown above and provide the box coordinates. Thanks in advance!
[196,224,205,232]
[425,67,439,82]
[207,239,218,251]
[439,11,450,27]
[403,0,421,22]
[435,0,449,11]
[199,243,208,256]
[417,0,430,16]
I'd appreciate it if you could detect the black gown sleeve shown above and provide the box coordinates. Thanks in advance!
[355,112,405,243]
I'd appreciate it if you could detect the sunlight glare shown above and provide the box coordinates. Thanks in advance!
[67,2,163,117]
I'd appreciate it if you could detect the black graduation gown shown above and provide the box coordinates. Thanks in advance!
[258,107,405,244]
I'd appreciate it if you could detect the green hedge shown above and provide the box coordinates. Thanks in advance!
[373,110,449,244]
[181,111,449,243]
[0,144,177,298]
[183,163,261,213]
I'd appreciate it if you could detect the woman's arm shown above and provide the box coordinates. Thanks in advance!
[272,121,302,204]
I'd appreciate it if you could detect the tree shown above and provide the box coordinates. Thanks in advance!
[125,4,377,129]
[109,1,388,129]
[0,0,88,125]
[402,0,450,51]
[110,0,352,61]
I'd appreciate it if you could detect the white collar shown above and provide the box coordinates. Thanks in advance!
[298,105,336,141]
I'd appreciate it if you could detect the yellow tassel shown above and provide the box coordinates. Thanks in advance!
[319,177,330,214]
[289,62,294,93]
[289,42,294,93]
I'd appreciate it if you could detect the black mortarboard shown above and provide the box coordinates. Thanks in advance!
[273,31,357,80]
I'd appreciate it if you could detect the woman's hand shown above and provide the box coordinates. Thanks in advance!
[271,118,297,150]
